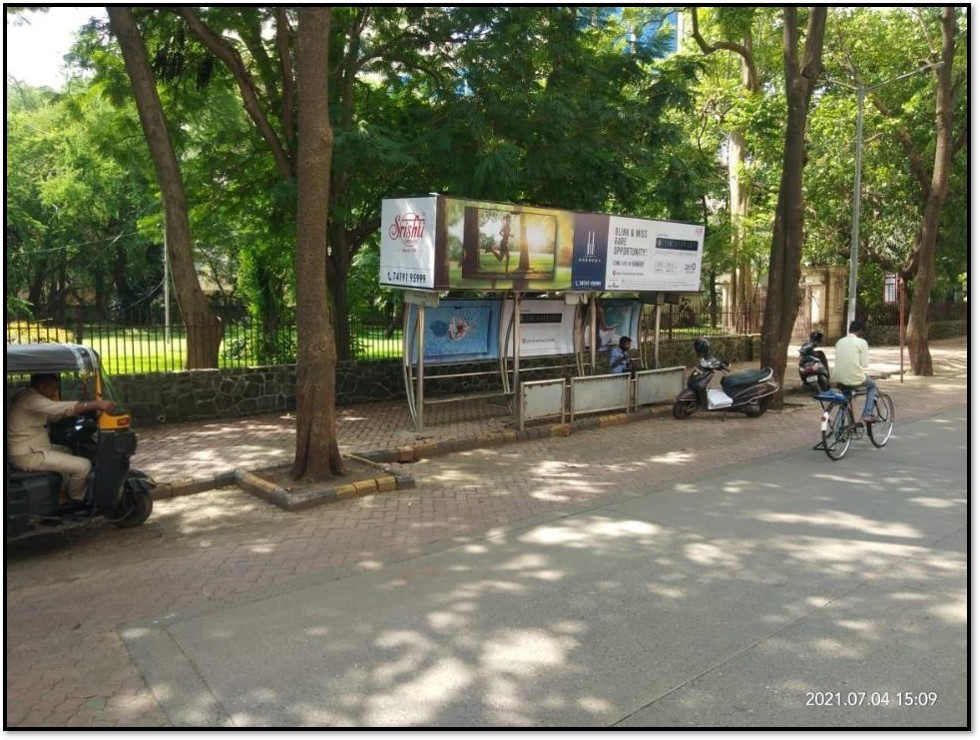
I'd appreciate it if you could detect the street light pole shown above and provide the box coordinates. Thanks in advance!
[846,85,865,328]
[826,63,941,329]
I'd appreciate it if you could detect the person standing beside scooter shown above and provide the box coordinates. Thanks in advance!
[833,320,878,422]
[7,373,116,504]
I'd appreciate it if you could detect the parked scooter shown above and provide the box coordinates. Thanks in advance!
[798,330,831,395]
[672,337,780,419]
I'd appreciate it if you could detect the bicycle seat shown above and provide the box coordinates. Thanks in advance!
[834,384,866,396]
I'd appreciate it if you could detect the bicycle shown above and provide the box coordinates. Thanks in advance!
[813,386,895,461]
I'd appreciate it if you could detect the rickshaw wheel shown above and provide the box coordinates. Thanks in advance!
[107,474,154,528]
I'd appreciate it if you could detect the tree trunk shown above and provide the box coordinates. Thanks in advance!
[730,41,758,334]
[730,128,755,333]
[904,7,957,376]
[760,8,826,406]
[107,7,222,369]
[292,7,343,480]
[327,226,353,363]
[689,13,760,335]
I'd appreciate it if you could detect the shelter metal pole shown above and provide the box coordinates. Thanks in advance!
[654,304,662,369]
[401,300,417,429]
[640,303,649,369]
[511,292,522,395]
[590,295,597,373]
[417,304,425,430]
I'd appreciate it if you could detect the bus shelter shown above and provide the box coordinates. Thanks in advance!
[381,195,705,429]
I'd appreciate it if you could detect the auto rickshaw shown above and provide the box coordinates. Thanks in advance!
[5,342,155,540]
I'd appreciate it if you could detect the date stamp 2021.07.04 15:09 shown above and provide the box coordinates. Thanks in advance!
[805,691,939,709]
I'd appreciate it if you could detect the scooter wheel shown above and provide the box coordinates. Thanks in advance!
[743,399,767,418]
[672,399,696,419]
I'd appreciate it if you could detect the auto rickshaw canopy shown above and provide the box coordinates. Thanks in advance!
[6,343,102,376]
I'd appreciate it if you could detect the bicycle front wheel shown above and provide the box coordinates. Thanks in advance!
[822,405,852,461]
[867,393,895,447]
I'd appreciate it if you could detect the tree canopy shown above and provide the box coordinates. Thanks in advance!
[5,6,968,359]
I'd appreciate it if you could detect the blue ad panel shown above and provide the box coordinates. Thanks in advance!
[405,300,502,365]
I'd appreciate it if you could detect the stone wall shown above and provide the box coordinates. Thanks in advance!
[865,320,966,346]
[114,361,406,426]
[110,334,758,427]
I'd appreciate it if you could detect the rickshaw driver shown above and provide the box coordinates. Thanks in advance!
[7,373,116,504]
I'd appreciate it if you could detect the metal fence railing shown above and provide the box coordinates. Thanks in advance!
[6,301,963,376]
[5,318,403,375]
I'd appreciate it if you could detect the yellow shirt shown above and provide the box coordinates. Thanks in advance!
[833,332,869,386]
[6,387,77,459]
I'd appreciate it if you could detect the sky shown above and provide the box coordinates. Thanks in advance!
[5,6,107,89]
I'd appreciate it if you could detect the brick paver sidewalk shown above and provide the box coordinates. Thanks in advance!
[131,337,966,491]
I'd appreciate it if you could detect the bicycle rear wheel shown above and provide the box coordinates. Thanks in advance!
[822,405,851,460]
[867,392,895,447]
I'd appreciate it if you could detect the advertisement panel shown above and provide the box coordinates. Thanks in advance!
[445,197,576,291]
[380,196,704,293]
[499,299,578,359]
[404,300,502,366]
[583,298,643,351]
[570,212,610,291]
[380,196,438,289]
[602,216,704,292]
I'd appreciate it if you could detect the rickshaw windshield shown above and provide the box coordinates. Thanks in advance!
[98,367,127,412]
[60,368,127,412]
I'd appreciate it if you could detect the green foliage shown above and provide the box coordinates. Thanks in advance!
[4,5,968,352]
[809,7,968,304]
[5,76,162,320]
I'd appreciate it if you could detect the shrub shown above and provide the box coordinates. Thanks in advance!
[6,321,72,344]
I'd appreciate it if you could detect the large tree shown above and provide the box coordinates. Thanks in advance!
[689,7,764,333]
[760,7,826,404]
[292,7,342,479]
[106,6,222,368]
[806,7,966,356]
[898,7,961,375]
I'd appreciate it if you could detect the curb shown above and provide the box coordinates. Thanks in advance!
[233,467,415,512]
[151,472,238,501]
[150,461,416,509]
[151,395,815,502]
[359,405,663,464]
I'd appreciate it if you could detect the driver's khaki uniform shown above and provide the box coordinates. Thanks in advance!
[7,388,91,500]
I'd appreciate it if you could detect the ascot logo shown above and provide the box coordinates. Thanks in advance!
[388,213,426,248]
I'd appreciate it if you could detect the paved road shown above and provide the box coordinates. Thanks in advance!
[4,351,969,728]
[125,409,967,728]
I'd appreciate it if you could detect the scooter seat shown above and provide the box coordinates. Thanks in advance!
[721,368,773,394]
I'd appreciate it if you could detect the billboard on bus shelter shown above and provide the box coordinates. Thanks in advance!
[380,195,704,293]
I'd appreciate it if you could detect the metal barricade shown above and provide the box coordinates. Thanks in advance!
[634,366,685,407]
[518,378,566,431]
[569,373,631,422]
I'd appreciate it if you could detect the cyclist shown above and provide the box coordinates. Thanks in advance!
[833,320,878,422]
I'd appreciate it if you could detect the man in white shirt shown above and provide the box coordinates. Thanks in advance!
[833,320,878,422]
